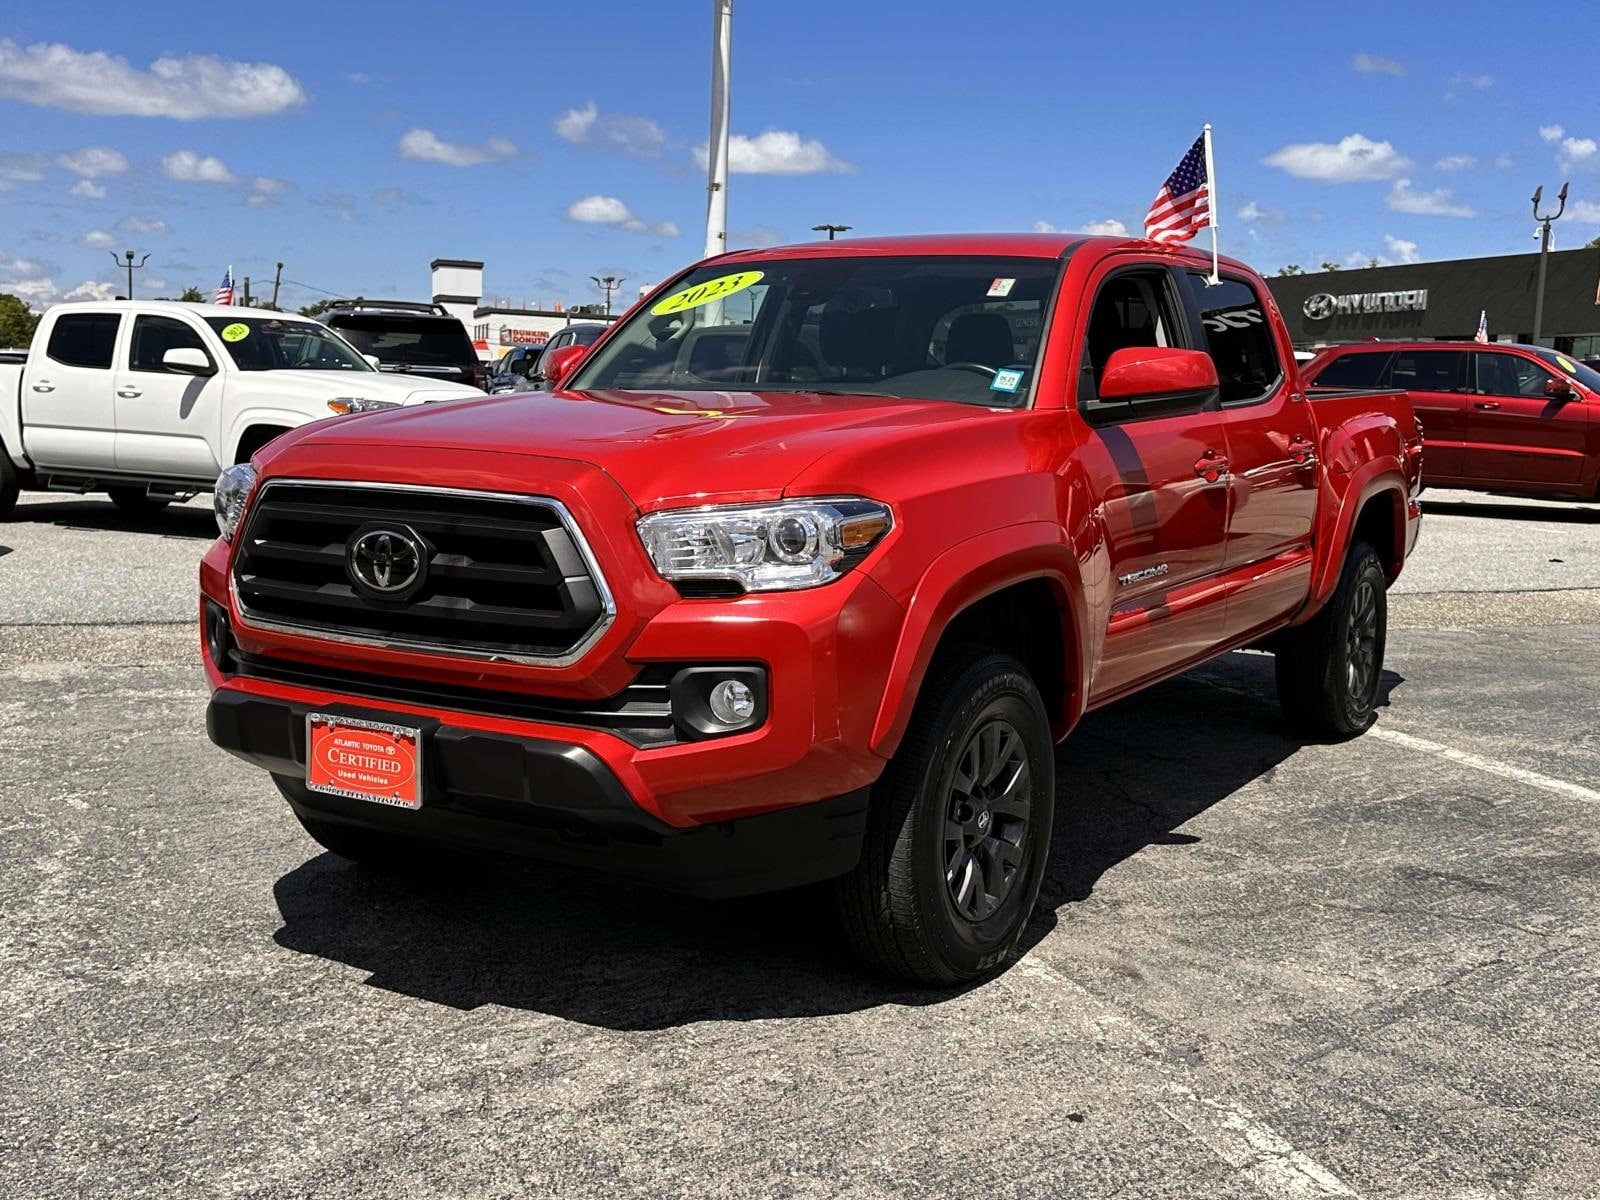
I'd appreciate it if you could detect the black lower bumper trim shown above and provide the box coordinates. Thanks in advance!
[207,688,869,898]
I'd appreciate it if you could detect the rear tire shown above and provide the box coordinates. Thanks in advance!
[0,453,18,520]
[836,648,1055,986]
[1275,541,1388,738]
[107,486,171,515]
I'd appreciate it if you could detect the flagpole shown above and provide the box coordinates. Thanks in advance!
[1203,123,1219,284]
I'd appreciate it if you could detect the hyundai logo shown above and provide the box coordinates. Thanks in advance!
[348,526,425,598]
[1303,293,1337,321]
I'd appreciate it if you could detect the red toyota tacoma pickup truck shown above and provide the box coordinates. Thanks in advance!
[201,234,1421,984]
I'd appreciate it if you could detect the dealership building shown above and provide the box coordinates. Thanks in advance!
[429,258,617,360]
[1265,246,1600,357]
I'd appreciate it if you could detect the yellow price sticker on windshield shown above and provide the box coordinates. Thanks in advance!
[220,322,250,342]
[1556,355,1576,373]
[651,270,764,316]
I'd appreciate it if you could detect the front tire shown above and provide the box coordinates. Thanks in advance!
[837,649,1055,986]
[107,486,171,515]
[0,453,18,520]
[1275,541,1388,738]
[274,775,434,873]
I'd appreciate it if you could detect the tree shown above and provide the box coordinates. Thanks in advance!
[1276,264,1304,276]
[1319,261,1342,272]
[1589,235,1600,249]
[298,298,337,319]
[1367,257,1381,269]
[180,286,205,302]
[0,293,39,348]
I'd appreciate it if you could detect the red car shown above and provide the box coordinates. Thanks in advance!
[1305,341,1600,501]
[202,234,1420,984]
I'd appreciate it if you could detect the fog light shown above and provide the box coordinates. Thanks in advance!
[709,678,755,725]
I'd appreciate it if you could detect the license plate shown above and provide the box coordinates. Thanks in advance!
[306,713,423,810]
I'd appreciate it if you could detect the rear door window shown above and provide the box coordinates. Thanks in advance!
[1182,273,1282,405]
[1310,350,1393,389]
[1390,350,1466,393]
[46,313,121,369]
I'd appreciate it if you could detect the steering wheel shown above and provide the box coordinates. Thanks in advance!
[944,361,997,377]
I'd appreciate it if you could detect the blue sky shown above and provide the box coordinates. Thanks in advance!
[3,1,1597,313]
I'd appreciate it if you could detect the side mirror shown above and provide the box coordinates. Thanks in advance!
[163,347,215,376]
[363,354,382,370]
[1544,376,1577,401]
[1098,346,1219,402]
[541,344,587,390]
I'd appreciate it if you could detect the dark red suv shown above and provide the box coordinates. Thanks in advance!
[1305,341,1600,500]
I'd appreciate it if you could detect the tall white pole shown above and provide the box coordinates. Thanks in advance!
[1203,122,1219,284]
[703,0,732,261]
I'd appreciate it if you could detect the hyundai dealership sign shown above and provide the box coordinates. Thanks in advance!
[1303,289,1429,320]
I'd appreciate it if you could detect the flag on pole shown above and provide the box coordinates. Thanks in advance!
[214,266,234,306]
[1474,310,1488,343]
[1145,134,1212,246]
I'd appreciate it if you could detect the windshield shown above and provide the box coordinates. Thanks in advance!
[332,315,476,366]
[204,316,373,373]
[569,255,1059,407]
[1535,348,1600,392]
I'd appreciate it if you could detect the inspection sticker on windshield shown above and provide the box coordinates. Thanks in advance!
[651,270,764,316]
[220,323,250,342]
[986,277,1016,298]
[991,368,1026,393]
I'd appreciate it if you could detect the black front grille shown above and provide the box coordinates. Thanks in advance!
[235,653,676,746]
[233,482,609,661]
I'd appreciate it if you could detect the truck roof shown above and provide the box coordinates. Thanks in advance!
[713,232,1257,274]
[39,300,319,322]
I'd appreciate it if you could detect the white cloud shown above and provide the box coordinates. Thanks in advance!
[0,39,305,118]
[1383,235,1422,264]
[1539,125,1564,143]
[1030,220,1060,233]
[1495,152,1514,169]
[397,128,517,166]
[62,280,117,302]
[1434,154,1476,171]
[1079,218,1127,236]
[0,151,47,189]
[1237,201,1285,224]
[1264,133,1411,182]
[1386,178,1475,217]
[693,129,855,175]
[56,146,128,178]
[76,229,116,249]
[565,194,679,237]
[244,194,274,208]
[727,225,787,249]
[119,216,171,235]
[70,179,106,199]
[1559,137,1597,169]
[1351,52,1404,77]
[553,101,666,158]
[1566,200,1600,224]
[162,149,234,184]
[251,175,288,194]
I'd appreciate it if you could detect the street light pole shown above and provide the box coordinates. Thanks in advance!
[811,224,851,241]
[1531,181,1568,345]
[590,275,624,316]
[703,0,732,260]
[110,249,150,300]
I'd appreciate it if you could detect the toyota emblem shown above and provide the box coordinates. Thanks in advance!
[1303,292,1337,321]
[348,526,426,598]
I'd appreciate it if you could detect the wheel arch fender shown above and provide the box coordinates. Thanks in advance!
[1310,463,1408,607]
[226,407,311,465]
[870,521,1087,757]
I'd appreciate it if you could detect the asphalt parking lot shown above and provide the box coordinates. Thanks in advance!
[2,488,1597,1199]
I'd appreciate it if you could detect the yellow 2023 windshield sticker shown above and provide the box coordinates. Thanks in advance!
[651,270,764,316]
[220,322,250,342]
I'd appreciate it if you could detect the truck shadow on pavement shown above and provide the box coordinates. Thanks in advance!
[270,651,1403,1030]
[9,498,217,539]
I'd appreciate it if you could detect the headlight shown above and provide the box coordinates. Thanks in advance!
[636,498,892,593]
[327,397,400,415]
[214,463,257,541]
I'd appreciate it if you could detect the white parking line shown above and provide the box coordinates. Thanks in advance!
[1367,727,1600,804]
[1005,956,1362,1198]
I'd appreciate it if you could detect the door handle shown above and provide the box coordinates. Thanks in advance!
[1194,449,1229,484]
[31,381,54,393]
[117,388,143,398]
[1474,401,1501,410]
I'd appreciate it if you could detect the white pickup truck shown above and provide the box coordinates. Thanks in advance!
[0,301,483,518]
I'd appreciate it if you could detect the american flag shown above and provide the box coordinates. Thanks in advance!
[1474,310,1488,343]
[1145,135,1212,244]
[214,266,234,306]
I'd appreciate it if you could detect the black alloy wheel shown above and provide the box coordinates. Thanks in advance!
[944,718,1032,922]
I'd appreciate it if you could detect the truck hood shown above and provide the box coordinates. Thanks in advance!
[295,387,992,508]
[246,369,481,407]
